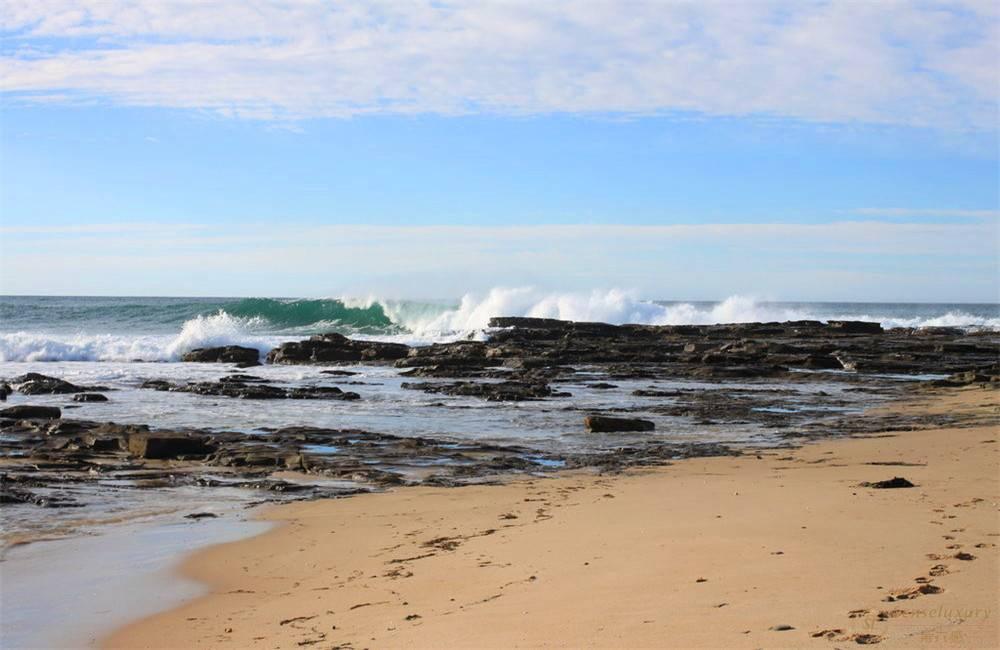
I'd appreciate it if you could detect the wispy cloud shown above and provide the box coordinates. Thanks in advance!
[0,222,206,234]
[851,208,1000,219]
[1,1,997,129]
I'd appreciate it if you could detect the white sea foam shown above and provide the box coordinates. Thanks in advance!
[1,290,996,362]
[0,312,282,363]
[383,289,1000,334]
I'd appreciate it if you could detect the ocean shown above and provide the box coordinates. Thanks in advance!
[2,291,993,459]
[2,292,998,363]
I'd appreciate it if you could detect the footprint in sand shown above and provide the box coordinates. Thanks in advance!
[847,633,884,644]
[811,629,884,644]
[884,584,943,602]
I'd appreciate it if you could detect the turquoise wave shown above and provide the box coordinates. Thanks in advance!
[222,298,401,332]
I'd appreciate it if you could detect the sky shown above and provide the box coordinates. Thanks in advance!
[0,0,997,302]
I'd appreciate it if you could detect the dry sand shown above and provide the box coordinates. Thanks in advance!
[105,386,999,649]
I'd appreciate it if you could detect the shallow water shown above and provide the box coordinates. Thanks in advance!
[0,495,271,649]
[0,360,885,451]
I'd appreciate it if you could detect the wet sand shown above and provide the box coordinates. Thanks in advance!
[106,386,999,649]
[1,499,270,650]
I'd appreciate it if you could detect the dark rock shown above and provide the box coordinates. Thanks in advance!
[799,354,844,369]
[826,320,883,335]
[267,333,409,365]
[185,512,219,519]
[182,345,261,365]
[401,380,556,402]
[0,405,62,419]
[584,415,655,432]
[633,389,683,398]
[1,485,83,508]
[488,316,568,329]
[126,433,217,459]
[938,368,999,386]
[141,379,360,401]
[141,379,173,391]
[0,382,10,400]
[859,476,915,489]
[11,373,86,395]
[73,393,109,403]
[81,433,124,451]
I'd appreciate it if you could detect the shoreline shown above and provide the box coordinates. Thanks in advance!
[1,507,271,649]
[104,385,999,649]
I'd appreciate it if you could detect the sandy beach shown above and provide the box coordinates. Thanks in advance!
[104,385,999,649]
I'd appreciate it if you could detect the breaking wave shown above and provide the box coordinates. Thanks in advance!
[1,289,996,362]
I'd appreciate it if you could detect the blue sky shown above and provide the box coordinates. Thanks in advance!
[0,1,997,301]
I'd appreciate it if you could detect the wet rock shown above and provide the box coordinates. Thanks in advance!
[584,415,655,432]
[401,380,556,402]
[488,316,568,329]
[92,422,150,436]
[1,484,83,508]
[126,433,217,459]
[859,476,915,489]
[182,346,261,365]
[826,321,883,335]
[141,379,361,401]
[0,405,62,419]
[689,365,788,379]
[266,318,997,381]
[185,512,218,519]
[632,389,683,398]
[267,333,409,365]
[935,367,999,386]
[11,373,87,395]
[73,393,109,403]
[81,433,125,451]
[0,382,11,400]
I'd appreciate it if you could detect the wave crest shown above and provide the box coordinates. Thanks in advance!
[1,290,996,362]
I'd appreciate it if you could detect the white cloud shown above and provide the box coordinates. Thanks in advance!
[1,1,996,129]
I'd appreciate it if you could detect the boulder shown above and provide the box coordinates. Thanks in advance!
[11,373,86,395]
[584,415,655,432]
[267,333,409,365]
[0,405,62,419]
[182,346,261,365]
